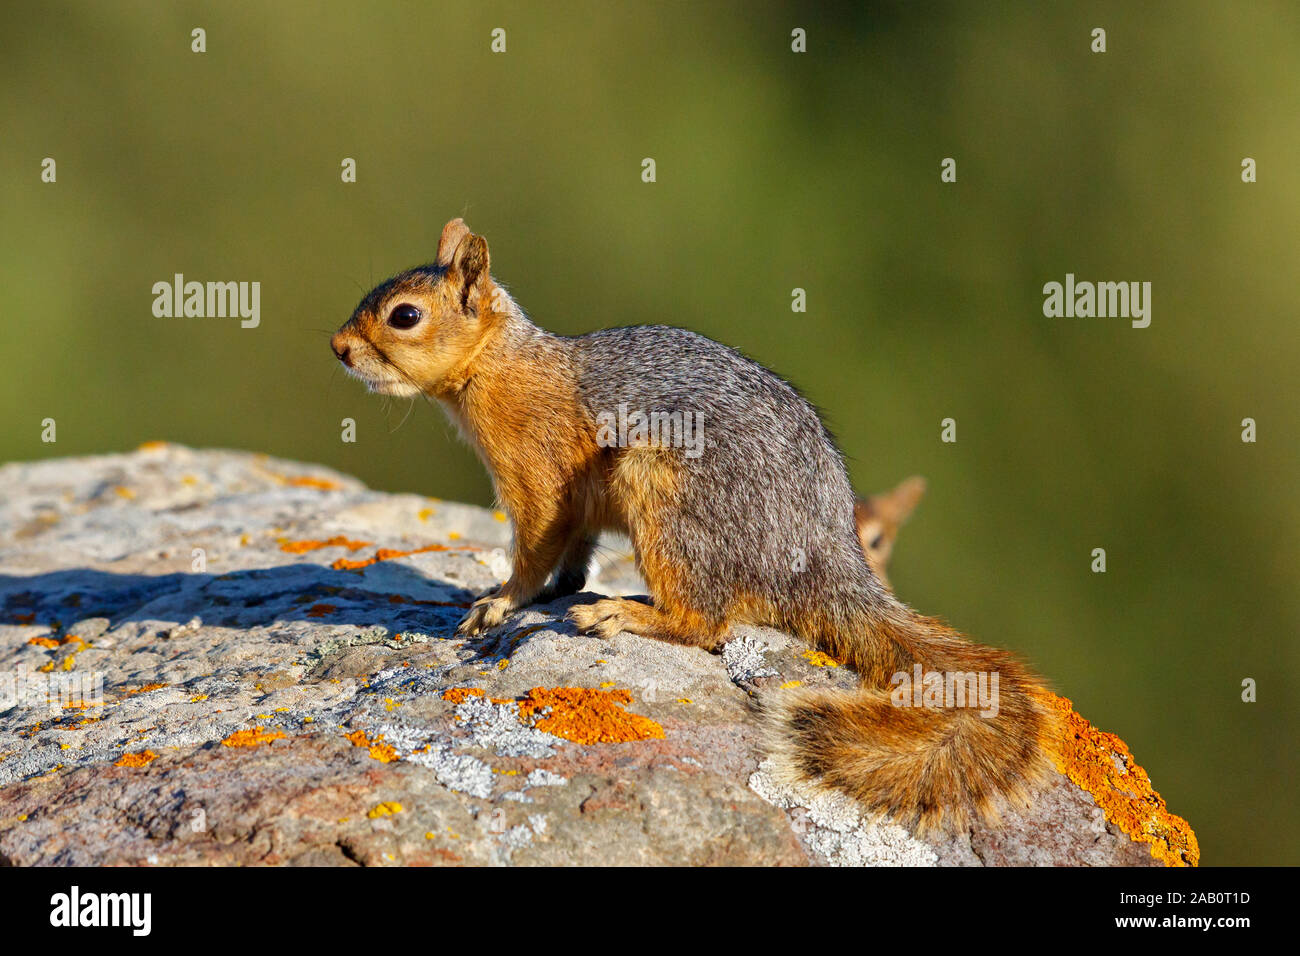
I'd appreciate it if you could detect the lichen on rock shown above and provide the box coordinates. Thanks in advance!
[1043,693,1199,867]
[0,446,1194,866]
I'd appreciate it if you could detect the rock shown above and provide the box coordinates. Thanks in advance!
[0,444,1196,866]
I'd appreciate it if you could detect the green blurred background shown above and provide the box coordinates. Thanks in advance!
[2,1,1296,864]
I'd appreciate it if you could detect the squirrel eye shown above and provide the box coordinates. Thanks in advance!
[869,534,884,550]
[387,304,421,329]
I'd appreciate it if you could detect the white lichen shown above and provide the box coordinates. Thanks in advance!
[748,757,938,867]
[722,634,778,684]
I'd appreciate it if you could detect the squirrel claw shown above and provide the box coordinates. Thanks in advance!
[457,594,514,636]
[566,601,626,640]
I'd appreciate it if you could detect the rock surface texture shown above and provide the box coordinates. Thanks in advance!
[0,445,1197,866]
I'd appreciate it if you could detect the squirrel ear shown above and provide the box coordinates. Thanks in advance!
[449,232,490,307]
[877,476,926,524]
[436,218,471,266]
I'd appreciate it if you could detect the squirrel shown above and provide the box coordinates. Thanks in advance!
[853,475,926,591]
[330,218,1059,831]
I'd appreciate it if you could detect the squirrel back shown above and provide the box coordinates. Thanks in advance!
[331,219,1059,832]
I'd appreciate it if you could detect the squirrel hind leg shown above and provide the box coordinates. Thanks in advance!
[535,533,597,603]
[568,597,727,650]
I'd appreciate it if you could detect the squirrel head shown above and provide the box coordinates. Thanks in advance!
[330,218,504,397]
[854,475,926,588]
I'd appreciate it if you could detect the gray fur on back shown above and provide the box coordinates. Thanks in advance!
[569,325,881,620]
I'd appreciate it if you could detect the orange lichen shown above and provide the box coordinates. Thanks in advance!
[115,750,158,767]
[136,440,169,451]
[125,683,168,695]
[61,720,97,733]
[802,649,843,668]
[343,729,401,763]
[221,726,286,748]
[441,687,484,705]
[441,685,665,741]
[275,474,342,491]
[331,543,466,571]
[305,603,337,618]
[1043,693,1199,867]
[279,536,372,554]
[27,636,58,649]
[367,801,403,818]
[516,687,665,744]
[61,700,102,713]
[440,687,511,706]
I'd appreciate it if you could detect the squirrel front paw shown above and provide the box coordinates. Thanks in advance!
[457,593,516,635]
[567,600,630,640]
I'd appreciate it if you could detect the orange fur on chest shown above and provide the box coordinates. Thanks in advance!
[451,353,611,530]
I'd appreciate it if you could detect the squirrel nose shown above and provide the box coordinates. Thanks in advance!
[330,333,351,366]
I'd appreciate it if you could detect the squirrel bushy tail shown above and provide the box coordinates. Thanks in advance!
[765,598,1059,833]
